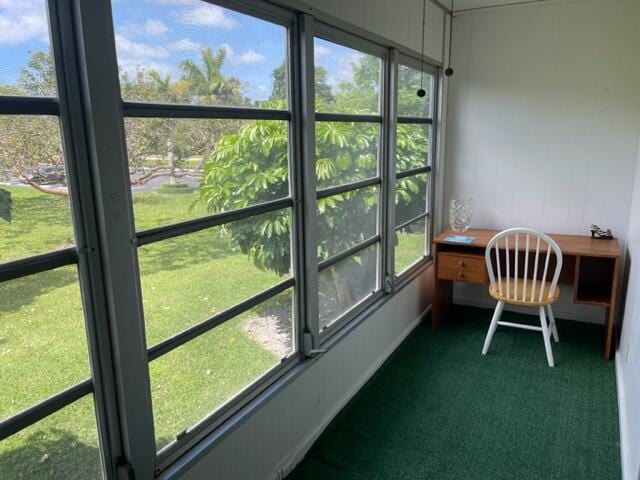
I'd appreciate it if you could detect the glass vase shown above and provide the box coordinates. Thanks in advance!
[449,198,473,232]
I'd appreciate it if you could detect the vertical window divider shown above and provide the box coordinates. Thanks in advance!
[66,0,156,477]
[295,13,321,355]
[428,71,440,257]
[46,0,122,477]
[384,49,399,289]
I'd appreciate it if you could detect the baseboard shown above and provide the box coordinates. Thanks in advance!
[268,305,431,480]
[615,350,632,480]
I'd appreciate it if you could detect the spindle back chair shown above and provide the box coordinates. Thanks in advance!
[481,227,563,367]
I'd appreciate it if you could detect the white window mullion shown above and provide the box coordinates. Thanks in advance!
[65,0,157,477]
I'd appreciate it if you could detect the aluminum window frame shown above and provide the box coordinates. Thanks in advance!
[102,1,306,469]
[392,53,439,278]
[311,24,389,341]
[0,0,137,477]
[149,6,316,471]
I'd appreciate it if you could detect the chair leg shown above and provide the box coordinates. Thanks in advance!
[546,305,559,342]
[539,306,555,367]
[482,301,504,355]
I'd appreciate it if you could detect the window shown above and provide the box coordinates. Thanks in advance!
[313,32,384,333]
[393,61,435,275]
[0,1,440,477]
[314,37,380,114]
[113,1,288,110]
[111,0,298,459]
[0,2,103,478]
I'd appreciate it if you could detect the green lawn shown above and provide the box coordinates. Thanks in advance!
[0,186,287,478]
[395,221,427,274]
[0,186,426,479]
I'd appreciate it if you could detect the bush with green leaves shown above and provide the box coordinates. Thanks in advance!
[198,56,431,313]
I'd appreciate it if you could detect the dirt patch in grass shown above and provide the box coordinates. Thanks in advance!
[241,311,292,358]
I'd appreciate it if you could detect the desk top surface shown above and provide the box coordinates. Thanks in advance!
[434,228,621,258]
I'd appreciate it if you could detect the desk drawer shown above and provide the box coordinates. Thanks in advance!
[437,252,488,284]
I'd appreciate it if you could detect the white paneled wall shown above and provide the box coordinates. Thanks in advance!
[618,135,640,480]
[173,270,433,480]
[299,0,445,62]
[445,0,640,322]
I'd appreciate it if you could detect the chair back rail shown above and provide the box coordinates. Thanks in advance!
[484,228,563,303]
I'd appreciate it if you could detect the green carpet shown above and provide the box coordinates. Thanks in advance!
[287,306,620,480]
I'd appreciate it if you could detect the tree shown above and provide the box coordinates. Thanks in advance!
[179,47,248,107]
[0,47,251,202]
[197,54,431,312]
[0,49,67,197]
[16,50,56,97]
[119,48,249,186]
[0,187,11,223]
[270,63,334,105]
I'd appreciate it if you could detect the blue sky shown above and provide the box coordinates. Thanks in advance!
[0,0,367,102]
[0,0,51,88]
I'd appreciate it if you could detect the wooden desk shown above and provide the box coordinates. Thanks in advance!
[432,228,621,359]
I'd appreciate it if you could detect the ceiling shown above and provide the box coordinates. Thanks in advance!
[441,0,548,12]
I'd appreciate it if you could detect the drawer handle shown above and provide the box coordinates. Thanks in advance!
[458,260,465,267]
[457,271,465,279]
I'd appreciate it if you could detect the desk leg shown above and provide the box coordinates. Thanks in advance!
[604,307,614,360]
[432,278,452,329]
[603,258,620,360]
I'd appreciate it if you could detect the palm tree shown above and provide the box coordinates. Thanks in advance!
[179,47,248,106]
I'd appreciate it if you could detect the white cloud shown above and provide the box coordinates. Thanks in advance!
[315,44,331,57]
[114,34,170,76]
[178,4,237,29]
[220,44,265,65]
[144,19,168,36]
[119,18,168,38]
[117,58,171,78]
[234,49,265,65]
[0,0,48,45]
[115,34,168,60]
[171,38,201,52]
[327,53,359,88]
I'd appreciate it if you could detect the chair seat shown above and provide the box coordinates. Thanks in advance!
[489,278,560,306]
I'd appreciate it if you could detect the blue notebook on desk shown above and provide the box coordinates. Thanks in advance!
[444,235,476,244]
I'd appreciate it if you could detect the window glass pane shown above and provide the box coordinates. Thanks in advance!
[395,216,426,274]
[319,243,378,330]
[396,123,430,172]
[395,173,428,227]
[0,395,101,479]
[397,64,432,117]
[315,122,378,189]
[314,38,380,114]
[138,209,292,346]
[317,186,378,260]
[0,116,74,264]
[124,118,289,230]
[0,0,56,97]
[0,266,91,421]
[112,1,288,109]
[150,288,294,451]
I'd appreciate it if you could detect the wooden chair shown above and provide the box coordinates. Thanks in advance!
[481,227,563,367]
